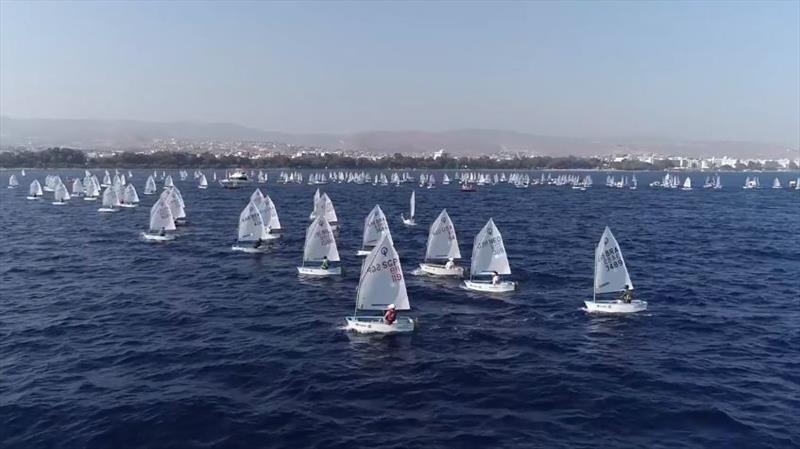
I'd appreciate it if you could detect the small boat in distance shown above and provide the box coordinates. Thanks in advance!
[198,173,208,189]
[357,205,392,256]
[401,190,416,226]
[461,183,476,192]
[97,187,121,213]
[8,174,19,189]
[772,177,782,189]
[27,179,43,200]
[219,169,250,189]
[345,234,415,333]
[584,226,647,313]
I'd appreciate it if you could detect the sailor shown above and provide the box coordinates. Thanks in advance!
[621,285,633,303]
[254,238,264,249]
[491,271,500,285]
[445,258,455,270]
[383,304,397,325]
[159,227,166,237]
[321,256,329,270]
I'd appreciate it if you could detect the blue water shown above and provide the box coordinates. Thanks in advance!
[1,170,798,449]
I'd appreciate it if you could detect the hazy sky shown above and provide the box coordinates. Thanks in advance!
[1,1,798,145]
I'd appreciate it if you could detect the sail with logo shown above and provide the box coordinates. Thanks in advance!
[357,205,392,256]
[232,200,272,253]
[463,219,516,292]
[142,197,176,241]
[419,209,463,276]
[345,233,414,333]
[297,215,341,276]
[584,226,646,313]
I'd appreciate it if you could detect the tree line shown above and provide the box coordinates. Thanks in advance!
[0,147,701,171]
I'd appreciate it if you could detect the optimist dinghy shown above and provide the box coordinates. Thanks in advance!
[400,190,416,226]
[27,179,43,200]
[463,219,516,292]
[52,183,71,205]
[419,209,463,276]
[357,205,391,256]
[584,227,647,313]
[231,200,275,253]
[97,187,121,212]
[142,197,176,241]
[345,234,414,333]
[297,215,341,276]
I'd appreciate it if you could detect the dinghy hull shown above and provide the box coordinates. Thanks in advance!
[231,245,270,253]
[345,316,414,334]
[356,250,372,257]
[584,299,647,314]
[119,204,138,208]
[51,202,68,206]
[401,218,416,226]
[97,207,118,213]
[296,266,342,276]
[83,197,97,201]
[26,196,41,200]
[142,233,175,242]
[463,279,516,292]
[419,263,464,277]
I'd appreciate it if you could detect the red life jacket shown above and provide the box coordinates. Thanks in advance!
[384,309,397,324]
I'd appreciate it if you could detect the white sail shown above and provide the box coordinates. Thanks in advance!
[250,188,264,202]
[425,209,461,261]
[85,177,100,197]
[362,205,392,248]
[199,173,208,187]
[161,188,186,219]
[469,218,510,276]
[263,194,281,230]
[410,190,415,218]
[303,216,340,262]
[101,187,120,207]
[683,177,691,189]
[164,175,174,188]
[773,177,781,188]
[29,180,43,196]
[71,178,83,195]
[238,201,269,241]
[144,176,157,194]
[594,226,633,295]
[124,184,140,203]
[313,193,338,223]
[356,234,410,311]
[149,198,176,232]
[9,174,18,187]
[54,183,71,201]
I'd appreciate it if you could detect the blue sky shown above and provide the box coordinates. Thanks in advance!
[1,1,798,145]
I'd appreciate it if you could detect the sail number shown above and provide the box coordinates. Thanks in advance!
[366,257,403,282]
[600,247,622,272]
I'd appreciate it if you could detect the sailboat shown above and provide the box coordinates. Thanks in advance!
[310,193,338,228]
[309,188,321,219]
[120,184,140,208]
[681,176,692,190]
[144,175,157,195]
[97,186,121,212]
[142,198,176,241]
[162,187,187,224]
[357,205,392,256]
[52,183,71,205]
[419,209,463,276]
[231,200,273,253]
[584,227,646,313]
[7,174,18,189]
[297,215,341,276]
[27,179,43,200]
[772,177,782,189]
[71,178,84,197]
[463,219,516,292]
[84,176,100,200]
[401,190,416,226]
[345,234,414,333]
[163,175,174,189]
[198,173,208,189]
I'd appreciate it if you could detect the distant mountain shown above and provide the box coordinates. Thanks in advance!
[0,116,794,158]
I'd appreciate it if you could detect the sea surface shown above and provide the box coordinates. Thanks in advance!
[1,169,798,449]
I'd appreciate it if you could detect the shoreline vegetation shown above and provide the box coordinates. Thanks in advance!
[0,147,792,171]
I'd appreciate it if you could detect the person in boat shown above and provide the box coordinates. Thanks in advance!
[492,271,500,285]
[621,285,633,303]
[254,238,264,249]
[159,227,166,237]
[445,258,455,270]
[383,304,397,325]
[321,256,329,270]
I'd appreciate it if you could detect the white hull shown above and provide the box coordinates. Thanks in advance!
[119,203,138,208]
[584,299,647,314]
[401,217,416,226]
[198,186,208,189]
[345,316,415,333]
[297,266,342,276]
[231,245,270,253]
[83,196,97,201]
[97,207,118,213]
[142,233,175,241]
[419,263,464,277]
[463,279,516,292]
[51,202,68,206]
[356,249,372,256]
[26,196,41,200]
[7,186,17,189]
